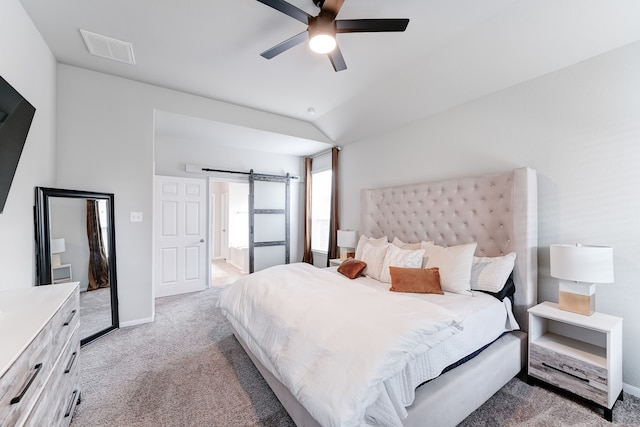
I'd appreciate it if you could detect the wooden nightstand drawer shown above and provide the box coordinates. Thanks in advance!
[530,341,608,406]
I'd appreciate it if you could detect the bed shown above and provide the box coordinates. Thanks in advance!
[218,167,538,426]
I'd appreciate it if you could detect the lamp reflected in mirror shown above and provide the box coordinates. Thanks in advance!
[51,237,66,267]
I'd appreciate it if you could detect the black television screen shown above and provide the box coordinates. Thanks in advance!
[0,75,36,214]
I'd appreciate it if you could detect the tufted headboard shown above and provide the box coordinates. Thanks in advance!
[360,167,538,331]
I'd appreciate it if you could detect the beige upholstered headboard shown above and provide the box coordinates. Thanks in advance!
[360,167,538,331]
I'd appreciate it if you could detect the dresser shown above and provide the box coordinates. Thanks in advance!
[0,282,81,427]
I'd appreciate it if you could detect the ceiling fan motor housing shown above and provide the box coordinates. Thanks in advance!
[309,12,337,38]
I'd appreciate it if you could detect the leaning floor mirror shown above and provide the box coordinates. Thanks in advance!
[35,187,119,346]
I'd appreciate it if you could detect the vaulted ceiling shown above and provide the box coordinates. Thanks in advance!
[19,0,640,154]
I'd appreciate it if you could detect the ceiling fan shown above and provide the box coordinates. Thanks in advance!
[256,0,409,72]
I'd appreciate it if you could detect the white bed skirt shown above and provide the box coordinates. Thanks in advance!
[232,326,526,427]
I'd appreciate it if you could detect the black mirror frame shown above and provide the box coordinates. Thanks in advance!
[35,186,119,346]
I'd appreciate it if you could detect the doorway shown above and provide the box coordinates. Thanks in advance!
[209,179,249,286]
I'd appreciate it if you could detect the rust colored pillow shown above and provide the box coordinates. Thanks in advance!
[337,258,367,279]
[389,266,444,294]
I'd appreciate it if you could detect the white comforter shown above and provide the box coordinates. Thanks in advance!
[217,263,463,427]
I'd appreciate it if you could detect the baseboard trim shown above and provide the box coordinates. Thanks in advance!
[623,382,640,398]
[120,315,154,328]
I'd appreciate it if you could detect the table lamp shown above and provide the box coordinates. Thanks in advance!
[550,244,614,315]
[51,238,66,267]
[337,230,358,260]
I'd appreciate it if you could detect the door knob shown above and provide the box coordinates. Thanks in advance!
[200,239,205,243]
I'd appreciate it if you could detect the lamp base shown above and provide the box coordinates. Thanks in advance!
[339,248,355,261]
[52,254,61,267]
[558,282,595,316]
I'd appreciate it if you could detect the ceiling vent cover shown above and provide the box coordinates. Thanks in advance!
[80,29,135,64]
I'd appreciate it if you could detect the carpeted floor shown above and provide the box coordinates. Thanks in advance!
[72,287,640,426]
[79,287,112,339]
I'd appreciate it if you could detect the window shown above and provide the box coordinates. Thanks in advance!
[98,200,109,257]
[311,169,332,252]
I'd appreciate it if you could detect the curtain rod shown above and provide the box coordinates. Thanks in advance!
[309,146,341,159]
[199,167,299,180]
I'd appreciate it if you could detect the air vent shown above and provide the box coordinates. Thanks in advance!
[80,29,135,65]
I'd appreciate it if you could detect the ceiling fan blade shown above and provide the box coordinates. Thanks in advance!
[256,0,312,25]
[328,45,347,72]
[336,18,409,33]
[260,31,309,59]
[320,0,345,17]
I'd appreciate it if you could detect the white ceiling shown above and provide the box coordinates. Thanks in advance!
[19,0,640,156]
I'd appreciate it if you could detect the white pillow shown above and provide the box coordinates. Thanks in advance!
[379,244,425,284]
[360,242,390,281]
[391,237,421,250]
[423,242,477,295]
[355,235,388,261]
[471,252,516,292]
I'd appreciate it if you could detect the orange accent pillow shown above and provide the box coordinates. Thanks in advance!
[389,266,444,294]
[337,258,367,279]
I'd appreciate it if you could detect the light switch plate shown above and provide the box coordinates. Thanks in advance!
[130,212,143,222]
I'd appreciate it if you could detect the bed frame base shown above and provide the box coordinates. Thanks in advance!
[233,328,526,427]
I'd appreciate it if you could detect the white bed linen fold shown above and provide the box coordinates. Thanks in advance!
[324,269,520,421]
[218,263,463,427]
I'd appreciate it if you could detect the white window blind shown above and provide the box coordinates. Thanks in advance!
[311,169,332,252]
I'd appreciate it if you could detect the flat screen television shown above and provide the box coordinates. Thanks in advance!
[0,75,36,214]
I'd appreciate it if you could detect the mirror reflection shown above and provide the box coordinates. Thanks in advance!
[36,187,118,345]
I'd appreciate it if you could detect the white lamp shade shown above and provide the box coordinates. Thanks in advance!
[550,244,614,283]
[337,230,358,249]
[51,238,66,254]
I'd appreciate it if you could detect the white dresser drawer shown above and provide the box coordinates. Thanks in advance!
[25,325,80,427]
[0,283,80,427]
[51,290,80,358]
[0,321,53,427]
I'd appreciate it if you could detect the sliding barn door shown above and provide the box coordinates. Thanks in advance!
[249,171,290,273]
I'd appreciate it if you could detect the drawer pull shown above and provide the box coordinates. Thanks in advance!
[10,363,43,404]
[65,351,78,374]
[542,362,588,382]
[64,389,79,418]
[63,309,77,326]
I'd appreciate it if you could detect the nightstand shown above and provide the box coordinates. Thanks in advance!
[528,302,623,421]
[329,259,342,267]
[52,263,73,284]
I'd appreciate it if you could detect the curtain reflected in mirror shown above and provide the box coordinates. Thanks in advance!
[35,187,118,346]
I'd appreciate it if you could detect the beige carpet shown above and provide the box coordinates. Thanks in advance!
[72,286,291,427]
[71,286,640,426]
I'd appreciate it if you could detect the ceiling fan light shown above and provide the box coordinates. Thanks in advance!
[309,34,336,54]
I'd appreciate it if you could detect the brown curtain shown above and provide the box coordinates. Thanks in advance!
[326,147,339,265]
[302,157,314,264]
[87,200,110,291]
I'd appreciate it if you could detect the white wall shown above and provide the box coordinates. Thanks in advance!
[56,65,315,324]
[154,134,304,263]
[0,0,57,290]
[340,41,640,391]
[227,182,249,248]
[49,197,89,291]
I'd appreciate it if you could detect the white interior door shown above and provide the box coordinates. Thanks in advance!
[154,175,207,298]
